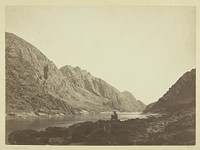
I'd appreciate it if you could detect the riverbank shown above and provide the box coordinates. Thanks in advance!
[6,110,92,120]
[8,108,195,145]
[6,112,152,144]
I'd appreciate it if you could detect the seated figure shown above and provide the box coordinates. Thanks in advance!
[111,111,118,121]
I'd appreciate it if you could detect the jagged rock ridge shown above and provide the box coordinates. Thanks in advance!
[143,69,195,113]
[60,65,146,112]
[6,32,146,117]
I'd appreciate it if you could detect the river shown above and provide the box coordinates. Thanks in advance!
[6,112,156,144]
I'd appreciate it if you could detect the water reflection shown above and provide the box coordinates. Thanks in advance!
[6,112,149,139]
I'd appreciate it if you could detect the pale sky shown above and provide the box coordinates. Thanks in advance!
[5,6,195,105]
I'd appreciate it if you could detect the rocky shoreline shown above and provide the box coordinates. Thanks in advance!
[8,108,195,145]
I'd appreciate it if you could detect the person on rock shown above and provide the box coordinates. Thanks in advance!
[111,111,118,121]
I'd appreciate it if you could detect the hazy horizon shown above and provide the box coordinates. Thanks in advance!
[5,6,195,105]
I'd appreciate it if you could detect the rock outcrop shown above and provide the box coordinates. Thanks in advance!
[60,65,146,112]
[143,69,196,113]
[6,32,145,117]
[122,91,146,111]
[6,32,76,116]
[8,110,195,145]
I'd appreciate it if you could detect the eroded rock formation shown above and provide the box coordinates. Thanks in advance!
[6,32,146,117]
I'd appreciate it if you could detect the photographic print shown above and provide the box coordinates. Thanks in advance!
[4,5,196,146]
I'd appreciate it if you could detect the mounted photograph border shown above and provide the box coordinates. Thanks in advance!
[0,0,199,150]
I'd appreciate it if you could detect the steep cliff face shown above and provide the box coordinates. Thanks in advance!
[6,32,145,116]
[122,91,146,111]
[6,32,77,116]
[143,69,196,113]
[60,65,146,112]
[143,102,156,113]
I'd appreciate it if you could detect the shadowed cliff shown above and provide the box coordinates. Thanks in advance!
[143,69,195,114]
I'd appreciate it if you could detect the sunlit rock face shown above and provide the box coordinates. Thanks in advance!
[60,66,146,112]
[6,32,146,117]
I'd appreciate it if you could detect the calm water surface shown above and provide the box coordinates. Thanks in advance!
[6,112,156,143]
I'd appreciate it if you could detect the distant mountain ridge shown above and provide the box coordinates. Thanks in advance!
[143,69,195,113]
[6,32,146,117]
[60,65,146,112]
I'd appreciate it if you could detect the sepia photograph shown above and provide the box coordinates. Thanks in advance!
[1,1,198,148]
